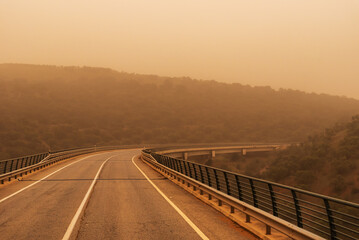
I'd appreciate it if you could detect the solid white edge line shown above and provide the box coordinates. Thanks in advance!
[61,154,117,240]
[131,155,209,240]
[0,152,105,204]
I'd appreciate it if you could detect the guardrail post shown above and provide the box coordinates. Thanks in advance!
[163,156,168,167]
[235,175,243,201]
[187,162,193,178]
[166,156,171,168]
[25,156,30,167]
[10,160,14,172]
[192,163,198,180]
[162,156,167,167]
[23,157,27,168]
[249,179,258,207]
[324,199,336,239]
[171,158,176,170]
[199,165,204,183]
[183,161,189,176]
[3,161,8,174]
[174,159,179,172]
[224,172,231,195]
[291,190,303,228]
[159,155,164,165]
[16,159,20,171]
[169,157,173,169]
[266,225,271,235]
[205,166,212,187]
[245,214,250,223]
[268,183,278,217]
[214,169,220,191]
[179,160,184,174]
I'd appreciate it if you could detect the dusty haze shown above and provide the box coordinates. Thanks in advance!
[1,1,359,98]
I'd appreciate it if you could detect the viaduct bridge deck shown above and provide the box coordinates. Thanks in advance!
[0,149,254,240]
[0,145,358,240]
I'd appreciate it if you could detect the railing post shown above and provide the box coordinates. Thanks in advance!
[214,169,220,191]
[16,159,20,171]
[179,160,184,174]
[192,163,198,180]
[3,161,8,174]
[324,199,336,239]
[163,156,167,167]
[249,179,258,207]
[205,166,212,187]
[166,156,171,168]
[174,159,179,172]
[224,172,231,195]
[26,156,31,167]
[235,175,243,201]
[168,157,175,169]
[160,155,165,165]
[199,165,204,183]
[172,158,176,170]
[187,162,193,178]
[21,157,26,168]
[291,190,303,228]
[164,156,169,167]
[10,160,14,172]
[183,161,189,176]
[268,183,278,217]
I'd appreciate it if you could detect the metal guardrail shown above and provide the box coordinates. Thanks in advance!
[0,143,182,184]
[144,150,359,240]
[0,152,49,176]
[149,142,290,153]
[0,145,137,183]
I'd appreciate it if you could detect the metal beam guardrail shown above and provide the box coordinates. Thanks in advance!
[0,145,137,184]
[0,152,49,176]
[142,148,359,240]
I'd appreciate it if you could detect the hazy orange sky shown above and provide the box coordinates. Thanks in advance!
[1,1,359,98]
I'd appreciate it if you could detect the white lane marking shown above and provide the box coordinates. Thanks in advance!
[132,155,209,240]
[62,154,117,240]
[0,152,106,204]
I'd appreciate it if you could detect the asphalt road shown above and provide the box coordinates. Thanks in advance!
[0,149,255,240]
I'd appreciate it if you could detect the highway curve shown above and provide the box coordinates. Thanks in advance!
[0,149,255,240]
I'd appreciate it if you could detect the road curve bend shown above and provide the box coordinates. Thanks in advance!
[0,149,255,240]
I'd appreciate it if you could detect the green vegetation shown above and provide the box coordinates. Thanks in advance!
[261,116,359,201]
[1,63,359,162]
[190,117,359,201]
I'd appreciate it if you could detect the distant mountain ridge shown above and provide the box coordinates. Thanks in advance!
[0,63,358,159]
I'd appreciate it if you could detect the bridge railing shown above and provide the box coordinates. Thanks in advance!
[0,152,50,175]
[146,150,359,240]
[0,145,138,183]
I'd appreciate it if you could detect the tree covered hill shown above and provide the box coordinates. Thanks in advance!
[1,63,359,159]
[263,115,359,202]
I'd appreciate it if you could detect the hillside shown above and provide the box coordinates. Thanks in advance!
[1,63,359,159]
[260,116,359,202]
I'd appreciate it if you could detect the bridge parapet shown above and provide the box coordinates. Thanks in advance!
[0,145,138,184]
[158,144,284,159]
[142,147,359,240]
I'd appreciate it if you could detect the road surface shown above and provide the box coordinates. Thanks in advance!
[0,149,255,240]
